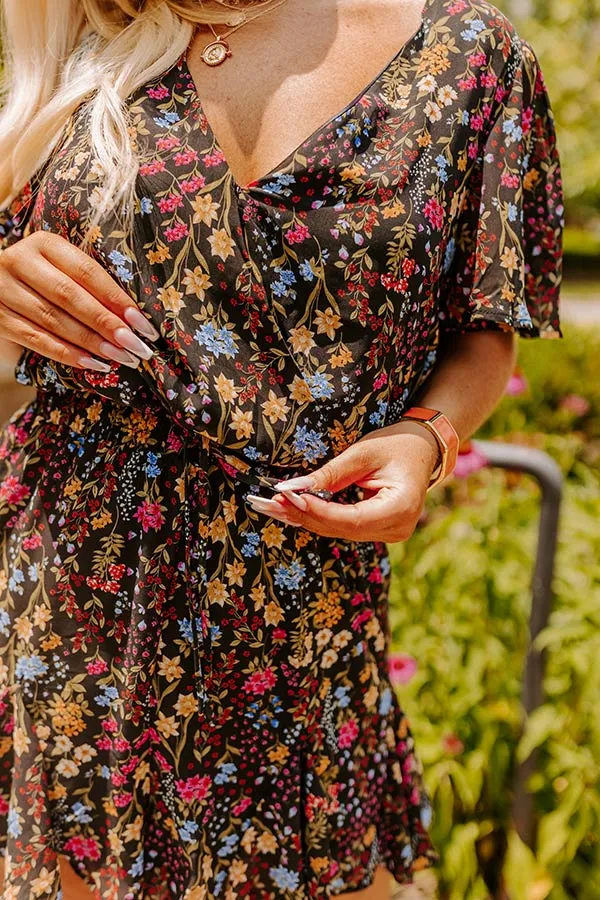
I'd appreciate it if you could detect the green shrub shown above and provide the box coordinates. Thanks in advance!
[389,323,600,899]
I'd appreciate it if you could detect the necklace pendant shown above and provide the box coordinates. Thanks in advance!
[200,38,232,67]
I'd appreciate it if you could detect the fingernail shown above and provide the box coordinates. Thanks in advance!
[247,496,290,516]
[276,489,308,511]
[272,475,317,492]
[113,327,154,360]
[123,307,160,341]
[78,355,112,373]
[98,341,141,368]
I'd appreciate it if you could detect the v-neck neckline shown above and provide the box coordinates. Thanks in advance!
[180,0,436,194]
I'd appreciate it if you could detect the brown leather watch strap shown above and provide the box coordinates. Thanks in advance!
[399,406,460,491]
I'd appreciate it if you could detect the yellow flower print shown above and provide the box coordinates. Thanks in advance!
[147,244,172,265]
[215,373,237,404]
[50,699,86,736]
[501,284,516,302]
[250,584,266,609]
[523,168,541,191]
[52,734,73,755]
[156,712,179,738]
[192,193,219,227]
[261,390,290,424]
[86,400,103,423]
[382,201,406,220]
[123,815,144,843]
[13,727,30,757]
[364,683,378,710]
[329,421,359,454]
[207,578,228,606]
[315,755,330,776]
[32,605,51,630]
[313,307,342,340]
[91,510,113,530]
[73,743,97,763]
[417,43,451,76]
[109,831,124,854]
[437,85,458,107]
[288,325,315,354]
[122,408,158,445]
[264,601,284,627]
[183,266,212,299]
[134,760,151,787]
[85,225,103,245]
[158,285,184,313]
[41,633,62,651]
[69,414,86,434]
[208,227,235,261]
[175,693,199,717]
[225,559,246,587]
[340,163,366,181]
[14,615,33,641]
[0,571,6,592]
[500,246,519,277]
[209,517,227,543]
[314,590,343,628]
[289,376,313,404]
[417,131,432,148]
[321,649,338,669]
[256,832,277,854]
[267,744,289,765]
[229,408,253,440]
[48,782,68,800]
[417,74,438,94]
[311,857,330,874]
[158,655,184,683]
[31,868,54,897]
[316,628,332,649]
[424,100,442,123]
[241,826,257,854]
[222,498,237,523]
[228,859,247,885]
[261,523,284,549]
[55,758,80,778]
[184,888,208,900]
[331,629,352,650]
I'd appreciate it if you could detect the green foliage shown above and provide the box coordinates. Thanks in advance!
[388,324,600,898]
[498,0,600,212]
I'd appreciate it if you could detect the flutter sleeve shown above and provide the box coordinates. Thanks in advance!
[439,39,564,339]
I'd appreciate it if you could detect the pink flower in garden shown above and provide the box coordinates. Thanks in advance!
[560,394,591,417]
[505,371,528,396]
[454,441,488,478]
[442,733,464,756]
[175,774,211,803]
[388,653,418,686]
[0,476,31,504]
[134,500,165,533]
[338,720,360,749]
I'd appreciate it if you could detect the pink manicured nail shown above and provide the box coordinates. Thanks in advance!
[78,356,112,372]
[123,307,160,341]
[276,490,308,511]
[113,327,154,360]
[98,341,141,368]
[272,475,317,492]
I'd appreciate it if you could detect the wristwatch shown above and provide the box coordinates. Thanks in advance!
[399,406,460,492]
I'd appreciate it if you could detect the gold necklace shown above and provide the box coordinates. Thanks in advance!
[200,0,291,66]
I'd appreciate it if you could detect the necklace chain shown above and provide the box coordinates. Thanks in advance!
[199,0,291,66]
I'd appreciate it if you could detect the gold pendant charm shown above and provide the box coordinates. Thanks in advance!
[200,39,232,67]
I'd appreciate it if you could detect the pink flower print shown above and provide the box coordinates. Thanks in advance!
[147,86,170,100]
[156,135,181,152]
[286,223,311,244]
[0,476,30,504]
[423,198,444,230]
[86,658,109,676]
[158,194,184,214]
[174,149,199,166]
[175,774,211,803]
[180,176,206,193]
[243,667,277,695]
[338,720,359,749]
[134,500,165,532]
[63,836,101,861]
[388,653,418,686]
[164,222,189,242]
[22,534,42,550]
[139,160,166,177]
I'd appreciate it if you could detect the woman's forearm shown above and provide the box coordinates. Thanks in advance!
[413,330,517,442]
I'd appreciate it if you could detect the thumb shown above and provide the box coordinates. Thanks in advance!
[272,444,372,495]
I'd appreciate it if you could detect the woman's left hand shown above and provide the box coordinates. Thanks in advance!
[246,421,442,542]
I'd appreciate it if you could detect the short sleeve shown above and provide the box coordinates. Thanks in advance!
[439,39,564,339]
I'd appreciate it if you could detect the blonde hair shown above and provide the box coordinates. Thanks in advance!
[0,1,268,234]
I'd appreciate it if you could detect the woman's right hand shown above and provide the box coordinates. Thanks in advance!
[0,231,160,372]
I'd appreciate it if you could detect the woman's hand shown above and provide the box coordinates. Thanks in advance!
[0,231,159,371]
[246,420,441,542]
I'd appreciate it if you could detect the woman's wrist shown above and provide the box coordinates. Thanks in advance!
[386,419,442,482]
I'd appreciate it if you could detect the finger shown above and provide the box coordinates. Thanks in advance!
[0,303,114,371]
[273,442,375,496]
[0,280,144,368]
[3,253,154,361]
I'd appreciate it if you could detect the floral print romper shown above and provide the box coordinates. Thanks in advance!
[0,0,563,897]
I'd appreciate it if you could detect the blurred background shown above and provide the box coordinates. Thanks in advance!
[0,2,598,899]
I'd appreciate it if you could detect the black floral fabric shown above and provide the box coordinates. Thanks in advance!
[0,1,562,897]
